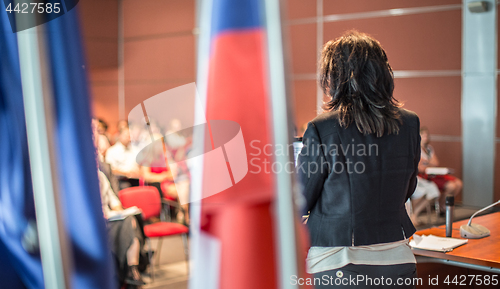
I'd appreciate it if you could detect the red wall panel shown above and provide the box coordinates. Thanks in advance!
[287,0,316,20]
[496,76,500,137]
[495,144,500,202]
[395,76,462,136]
[124,82,194,118]
[494,79,500,202]
[80,0,118,39]
[123,0,195,37]
[323,10,462,71]
[91,85,119,130]
[324,0,461,15]
[89,68,118,83]
[85,41,119,68]
[124,36,195,81]
[289,23,317,74]
[293,80,318,130]
[80,0,118,68]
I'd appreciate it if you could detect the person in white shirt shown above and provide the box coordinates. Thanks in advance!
[105,127,141,190]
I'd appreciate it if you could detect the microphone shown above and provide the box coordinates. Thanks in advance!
[460,199,500,239]
[445,196,454,237]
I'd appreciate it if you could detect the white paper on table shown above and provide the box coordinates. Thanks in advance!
[410,234,468,252]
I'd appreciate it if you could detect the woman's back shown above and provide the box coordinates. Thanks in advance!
[298,107,420,246]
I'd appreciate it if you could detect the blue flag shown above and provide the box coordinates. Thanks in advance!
[0,4,116,289]
[0,6,44,289]
[44,7,116,289]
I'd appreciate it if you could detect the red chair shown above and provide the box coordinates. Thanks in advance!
[118,186,189,280]
[138,180,180,221]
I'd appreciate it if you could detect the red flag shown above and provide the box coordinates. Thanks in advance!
[193,1,276,288]
[189,1,313,289]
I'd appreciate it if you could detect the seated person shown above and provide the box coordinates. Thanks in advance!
[106,127,141,190]
[138,141,190,224]
[96,118,111,156]
[99,170,145,288]
[98,158,120,197]
[112,120,129,145]
[419,127,463,212]
[410,176,440,225]
[93,118,120,194]
[141,165,173,198]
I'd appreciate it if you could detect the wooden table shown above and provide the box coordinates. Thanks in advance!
[412,212,500,273]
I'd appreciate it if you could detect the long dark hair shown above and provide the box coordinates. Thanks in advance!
[320,31,401,137]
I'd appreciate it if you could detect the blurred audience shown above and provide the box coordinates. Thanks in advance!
[139,119,190,224]
[97,118,191,225]
[93,120,146,288]
[418,127,463,212]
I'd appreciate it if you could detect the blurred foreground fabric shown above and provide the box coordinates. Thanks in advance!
[0,5,115,289]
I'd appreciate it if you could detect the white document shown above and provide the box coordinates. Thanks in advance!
[107,206,142,221]
[410,234,468,252]
[425,167,450,175]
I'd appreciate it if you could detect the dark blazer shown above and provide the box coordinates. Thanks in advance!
[297,108,420,247]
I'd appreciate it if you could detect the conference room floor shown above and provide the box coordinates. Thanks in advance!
[143,237,189,289]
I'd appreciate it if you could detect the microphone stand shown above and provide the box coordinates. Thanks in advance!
[460,199,500,239]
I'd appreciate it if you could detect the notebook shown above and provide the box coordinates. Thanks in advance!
[107,206,142,221]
